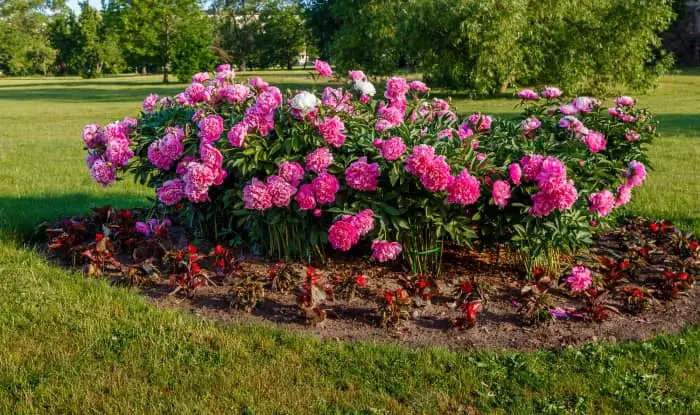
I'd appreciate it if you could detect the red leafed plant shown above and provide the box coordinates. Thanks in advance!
[167,244,217,297]
[296,266,333,324]
[398,274,436,305]
[379,288,412,327]
[451,301,483,329]
[333,273,368,302]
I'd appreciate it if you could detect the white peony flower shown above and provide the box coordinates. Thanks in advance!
[290,91,319,114]
[353,80,376,97]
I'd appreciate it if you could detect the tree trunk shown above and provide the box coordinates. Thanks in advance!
[163,65,169,83]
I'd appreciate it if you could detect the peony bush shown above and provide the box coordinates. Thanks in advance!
[82,62,656,275]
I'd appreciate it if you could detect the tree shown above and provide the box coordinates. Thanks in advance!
[300,0,338,61]
[48,10,79,75]
[0,0,65,75]
[211,0,264,71]
[104,0,213,83]
[255,0,306,70]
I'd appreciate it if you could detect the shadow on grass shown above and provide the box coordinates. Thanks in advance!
[0,193,150,242]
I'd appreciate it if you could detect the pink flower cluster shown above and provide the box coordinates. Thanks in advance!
[582,130,607,153]
[517,89,539,100]
[559,116,588,135]
[142,94,158,113]
[608,107,637,123]
[371,240,403,262]
[566,266,592,292]
[328,209,374,251]
[467,112,492,132]
[405,145,452,192]
[305,147,334,174]
[84,118,137,187]
[278,161,305,187]
[148,126,185,170]
[492,180,512,207]
[445,169,481,206]
[317,116,346,147]
[321,87,353,113]
[520,116,541,133]
[520,155,579,217]
[314,60,333,77]
[541,86,562,99]
[588,189,615,217]
[375,77,414,132]
[374,136,407,161]
[345,157,380,191]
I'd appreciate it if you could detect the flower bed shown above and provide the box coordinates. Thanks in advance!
[82,62,655,275]
[44,208,699,348]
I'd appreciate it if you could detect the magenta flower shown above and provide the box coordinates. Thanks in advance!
[559,115,588,135]
[278,161,305,187]
[183,162,216,203]
[348,70,366,81]
[517,89,539,100]
[468,112,492,131]
[198,115,224,143]
[345,157,381,191]
[142,94,158,113]
[317,116,346,147]
[572,96,598,113]
[420,155,452,192]
[508,163,522,185]
[614,96,635,107]
[328,219,360,251]
[625,161,647,187]
[248,76,269,91]
[615,184,633,207]
[147,134,184,170]
[243,178,273,210]
[314,59,333,77]
[492,180,512,207]
[344,209,375,236]
[90,158,116,187]
[305,147,334,174]
[227,122,248,147]
[376,136,407,161]
[409,80,429,93]
[157,179,185,206]
[185,82,210,103]
[445,169,481,206]
[559,104,577,115]
[520,116,541,133]
[371,240,403,262]
[384,77,410,101]
[521,154,545,181]
[625,130,640,142]
[82,124,102,148]
[266,175,297,208]
[541,86,562,99]
[105,137,133,168]
[566,266,592,292]
[294,184,316,210]
[311,172,339,204]
[191,72,210,84]
[219,84,250,104]
[589,190,615,217]
[405,144,436,177]
[582,131,607,153]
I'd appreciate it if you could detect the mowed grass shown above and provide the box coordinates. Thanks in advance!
[0,70,698,413]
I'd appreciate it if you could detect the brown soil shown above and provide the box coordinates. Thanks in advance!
[134,252,699,352]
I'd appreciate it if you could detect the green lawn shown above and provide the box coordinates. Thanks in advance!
[0,70,698,413]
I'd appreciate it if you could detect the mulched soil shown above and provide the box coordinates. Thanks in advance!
[43,211,700,352]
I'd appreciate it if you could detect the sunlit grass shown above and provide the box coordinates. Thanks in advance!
[0,70,698,413]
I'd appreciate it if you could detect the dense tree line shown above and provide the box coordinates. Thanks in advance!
[0,0,677,93]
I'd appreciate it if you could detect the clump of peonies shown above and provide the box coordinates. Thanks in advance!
[81,62,655,268]
[565,266,592,292]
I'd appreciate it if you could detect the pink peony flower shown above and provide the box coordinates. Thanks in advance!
[317,116,346,147]
[348,70,366,81]
[311,172,339,204]
[521,154,545,181]
[445,169,481,206]
[346,209,375,236]
[517,89,539,100]
[321,87,353,113]
[183,162,216,203]
[559,104,577,115]
[541,86,562,99]
[345,157,381,191]
[625,130,640,142]
[294,184,316,210]
[371,240,403,262]
[582,130,607,153]
[314,59,333,77]
[157,179,185,206]
[198,114,224,143]
[305,147,334,174]
[105,137,133,168]
[384,77,410,101]
[216,63,231,72]
[458,122,474,140]
[375,119,394,133]
[243,178,273,210]
[615,183,633,207]
[625,161,647,187]
[409,80,429,93]
[615,96,635,107]
[468,112,492,131]
[185,82,210,103]
[328,220,360,251]
[227,122,248,147]
[566,266,592,292]
[135,221,151,236]
[405,144,435,176]
[520,116,541,133]
[559,116,588,135]
[142,94,158,113]
[219,84,250,104]
[147,134,184,170]
[191,72,210,84]
[492,180,512,207]
[508,163,522,185]
[376,136,407,161]
[589,189,615,217]
[82,124,102,148]
[248,76,269,91]
[420,155,452,192]
[572,96,598,113]
[266,175,297,208]
[278,161,305,187]
[536,157,568,192]
[90,158,116,187]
